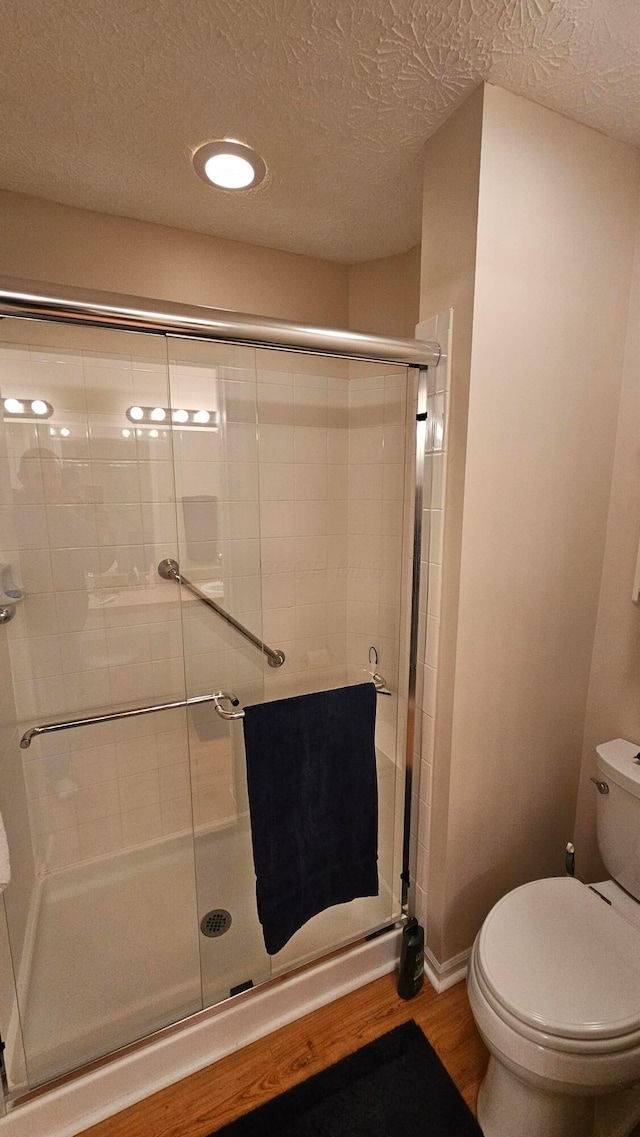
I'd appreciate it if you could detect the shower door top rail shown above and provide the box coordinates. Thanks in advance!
[0,276,441,367]
[158,559,285,668]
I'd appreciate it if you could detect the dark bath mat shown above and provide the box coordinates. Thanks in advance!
[212,1019,483,1136]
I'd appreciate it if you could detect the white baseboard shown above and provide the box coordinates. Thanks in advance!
[0,929,401,1137]
[423,945,470,993]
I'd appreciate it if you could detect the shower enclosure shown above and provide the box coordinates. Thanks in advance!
[0,279,439,1109]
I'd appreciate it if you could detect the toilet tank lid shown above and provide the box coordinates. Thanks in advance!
[596,739,640,797]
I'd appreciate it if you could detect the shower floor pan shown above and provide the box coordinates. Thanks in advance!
[16,752,400,1089]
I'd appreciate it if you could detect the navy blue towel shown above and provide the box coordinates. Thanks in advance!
[242,683,379,955]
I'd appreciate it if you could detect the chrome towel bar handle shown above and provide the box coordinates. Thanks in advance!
[212,692,244,720]
[20,690,235,749]
[372,673,392,696]
[212,675,390,721]
[20,677,392,746]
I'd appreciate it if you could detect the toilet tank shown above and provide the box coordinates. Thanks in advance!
[595,739,640,901]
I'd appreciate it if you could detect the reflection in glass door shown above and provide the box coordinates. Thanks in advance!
[0,318,203,1089]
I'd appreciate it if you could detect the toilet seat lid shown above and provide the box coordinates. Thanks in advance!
[476,878,640,1041]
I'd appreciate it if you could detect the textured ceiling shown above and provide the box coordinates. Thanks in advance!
[0,0,639,262]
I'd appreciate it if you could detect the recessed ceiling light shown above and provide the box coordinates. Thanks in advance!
[192,139,266,191]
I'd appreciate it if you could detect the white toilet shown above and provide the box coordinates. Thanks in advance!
[467,739,640,1137]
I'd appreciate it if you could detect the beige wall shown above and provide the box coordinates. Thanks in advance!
[0,189,350,327]
[348,246,421,338]
[573,211,640,881]
[0,190,421,340]
[423,84,640,965]
[418,87,484,966]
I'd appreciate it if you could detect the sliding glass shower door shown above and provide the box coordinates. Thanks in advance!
[0,311,410,1097]
[0,318,205,1090]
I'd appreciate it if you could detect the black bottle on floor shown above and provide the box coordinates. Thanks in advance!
[397,917,425,999]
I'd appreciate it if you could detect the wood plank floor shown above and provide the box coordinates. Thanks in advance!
[80,973,488,1137]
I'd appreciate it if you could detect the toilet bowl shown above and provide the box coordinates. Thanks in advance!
[467,740,640,1137]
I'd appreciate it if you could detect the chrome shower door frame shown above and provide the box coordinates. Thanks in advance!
[0,277,440,1113]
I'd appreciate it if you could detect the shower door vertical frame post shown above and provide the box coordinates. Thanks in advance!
[401,366,429,913]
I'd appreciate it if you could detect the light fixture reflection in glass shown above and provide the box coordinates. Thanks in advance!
[60,428,70,438]
[3,397,54,419]
[126,405,217,427]
[49,428,57,436]
[122,429,131,438]
[149,429,159,438]
[4,398,24,414]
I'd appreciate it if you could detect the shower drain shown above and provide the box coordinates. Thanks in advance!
[200,909,232,938]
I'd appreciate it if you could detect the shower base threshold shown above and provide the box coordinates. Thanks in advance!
[3,925,401,1137]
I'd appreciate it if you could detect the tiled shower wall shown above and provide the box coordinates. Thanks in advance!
[254,349,352,703]
[254,350,408,726]
[1,325,409,875]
